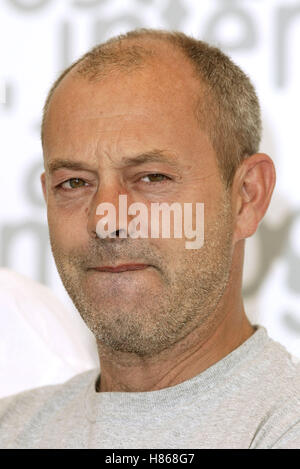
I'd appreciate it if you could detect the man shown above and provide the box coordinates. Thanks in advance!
[0,28,299,449]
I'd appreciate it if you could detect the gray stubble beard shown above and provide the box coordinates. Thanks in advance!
[50,194,233,358]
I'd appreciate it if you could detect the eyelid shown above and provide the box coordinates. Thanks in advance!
[56,177,89,190]
[54,173,174,191]
[138,173,173,183]
[52,170,96,185]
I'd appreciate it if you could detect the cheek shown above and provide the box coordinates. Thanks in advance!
[149,237,186,275]
[47,200,90,250]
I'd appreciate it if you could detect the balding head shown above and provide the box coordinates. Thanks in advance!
[41,28,261,188]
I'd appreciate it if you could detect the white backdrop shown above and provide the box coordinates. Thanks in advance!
[0,0,300,361]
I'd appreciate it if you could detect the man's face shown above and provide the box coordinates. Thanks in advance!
[42,56,234,357]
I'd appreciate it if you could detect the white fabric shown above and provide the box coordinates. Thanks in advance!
[0,269,99,398]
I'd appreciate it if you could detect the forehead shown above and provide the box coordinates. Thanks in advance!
[49,49,200,114]
[43,51,215,171]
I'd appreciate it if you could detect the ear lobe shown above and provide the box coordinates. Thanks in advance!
[233,153,276,243]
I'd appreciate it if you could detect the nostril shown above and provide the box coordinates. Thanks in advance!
[115,228,128,238]
[94,225,128,239]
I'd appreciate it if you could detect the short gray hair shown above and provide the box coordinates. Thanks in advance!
[41,28,262,188]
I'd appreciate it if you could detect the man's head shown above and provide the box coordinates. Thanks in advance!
[42,29,262,189]
[41,29,275,357]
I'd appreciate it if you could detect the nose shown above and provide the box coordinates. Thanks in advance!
[87,181,130,240]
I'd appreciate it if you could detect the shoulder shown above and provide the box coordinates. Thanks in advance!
[260,330,300,396]
[0,368,99,448]
[242,325,300,391]
[248,328,300,448]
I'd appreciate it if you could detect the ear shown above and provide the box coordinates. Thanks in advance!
[40,172,47,202]
[232,153,276,244]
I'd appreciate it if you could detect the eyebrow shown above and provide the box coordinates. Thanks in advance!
[47,149,181,174]
[117,149,181,170]
[47,160,95,174]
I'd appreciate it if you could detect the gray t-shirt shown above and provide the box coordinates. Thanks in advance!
[0,325,299,449]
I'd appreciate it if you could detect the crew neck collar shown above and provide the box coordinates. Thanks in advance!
[84,325,268,422]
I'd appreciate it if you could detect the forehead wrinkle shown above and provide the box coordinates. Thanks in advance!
[114,149,182,171]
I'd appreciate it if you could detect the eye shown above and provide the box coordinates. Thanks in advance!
[59,178,88,190]
[140,174,171,183]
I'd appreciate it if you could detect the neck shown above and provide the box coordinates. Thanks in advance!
[96,307,254,393]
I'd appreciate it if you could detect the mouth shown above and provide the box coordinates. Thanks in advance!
[89,264,151,273]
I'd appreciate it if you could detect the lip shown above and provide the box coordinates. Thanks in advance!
[91,264,150,273]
